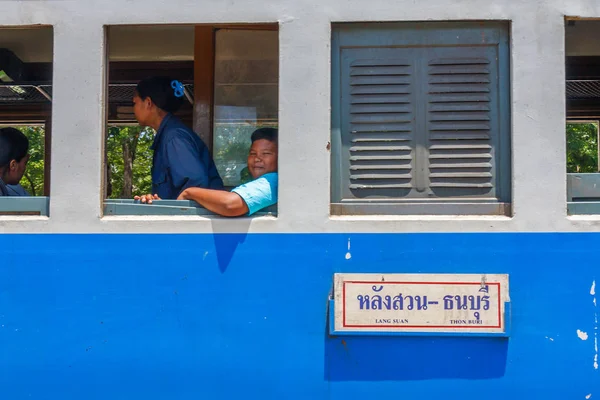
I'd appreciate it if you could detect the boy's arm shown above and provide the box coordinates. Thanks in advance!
[178,187,249,217]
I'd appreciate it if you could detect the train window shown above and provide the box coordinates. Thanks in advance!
[103,24,278,217]
[565,20,600,215]
[330,21,511,216]
[0,26,53,216]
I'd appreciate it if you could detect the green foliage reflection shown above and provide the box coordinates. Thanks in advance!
[567,122,599,173]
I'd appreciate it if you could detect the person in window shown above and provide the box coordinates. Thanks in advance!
[138,128,278,217]
[0,127,30,197]
[132,76,223,201]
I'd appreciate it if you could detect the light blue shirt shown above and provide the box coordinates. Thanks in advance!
[231,172,278,215]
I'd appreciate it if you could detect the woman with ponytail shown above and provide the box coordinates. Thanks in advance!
[132,76,223,202]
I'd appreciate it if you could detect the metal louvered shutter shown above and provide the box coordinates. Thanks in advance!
[341,49,416,200]
[426,47,499,200]
[331,22,510,215]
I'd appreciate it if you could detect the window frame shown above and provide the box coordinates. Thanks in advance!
[101,23,279,218]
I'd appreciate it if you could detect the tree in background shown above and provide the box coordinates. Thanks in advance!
[15,125,154,198]
[567,122,599,173]
[106,125,154,198]
[17,126,44,196]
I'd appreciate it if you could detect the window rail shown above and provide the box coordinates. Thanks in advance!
[0,197,49,216]
[103,199,276,217]
[331,201,511,216]
[567,173,600,215]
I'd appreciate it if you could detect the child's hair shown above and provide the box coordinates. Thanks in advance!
[135,76,185,113]
[251,127,278,144]
[0,127,29,169]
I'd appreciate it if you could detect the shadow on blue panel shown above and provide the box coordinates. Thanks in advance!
[210,220,251,273]
[212,234,248,273]
[324,335,508,381]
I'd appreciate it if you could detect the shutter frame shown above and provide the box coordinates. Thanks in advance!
[331,22,511,215]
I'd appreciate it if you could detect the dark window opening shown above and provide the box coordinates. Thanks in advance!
[565,19,600,214]
[0,26,53,216]
[103,24,278,216]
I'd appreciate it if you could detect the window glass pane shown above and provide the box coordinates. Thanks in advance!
[213,29,278,187]
[566,122,599,173]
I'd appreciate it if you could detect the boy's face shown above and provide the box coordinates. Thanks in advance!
[247,139,277,179]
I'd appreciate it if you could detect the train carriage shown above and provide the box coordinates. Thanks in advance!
[1,1,600,399]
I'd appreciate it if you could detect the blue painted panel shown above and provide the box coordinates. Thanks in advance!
[1,233,599,399]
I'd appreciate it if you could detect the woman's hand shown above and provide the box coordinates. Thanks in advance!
[134,194,161,204]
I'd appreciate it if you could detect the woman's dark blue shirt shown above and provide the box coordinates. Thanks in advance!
[151,114,223,199]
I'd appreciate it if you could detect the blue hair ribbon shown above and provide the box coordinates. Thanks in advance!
[171,80,185,98]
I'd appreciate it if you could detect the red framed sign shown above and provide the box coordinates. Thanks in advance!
[331,273,510,336]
